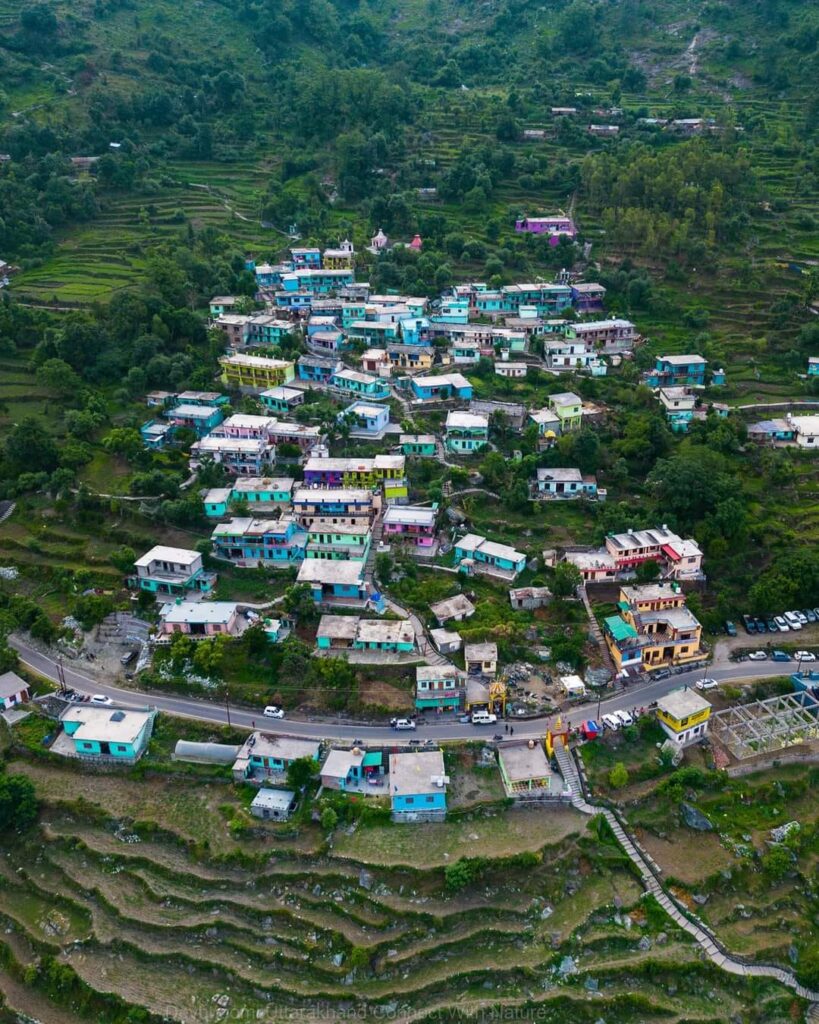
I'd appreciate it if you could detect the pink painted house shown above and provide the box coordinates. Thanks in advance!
[514,215,576,243]
[159,601,243,638]
[382,505,437,549]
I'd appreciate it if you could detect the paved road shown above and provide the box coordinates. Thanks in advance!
[10,637,788,741]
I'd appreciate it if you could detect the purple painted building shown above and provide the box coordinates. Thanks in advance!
[515,216,576,244]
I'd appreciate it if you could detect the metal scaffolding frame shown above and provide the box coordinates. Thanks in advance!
[710,693,819,760]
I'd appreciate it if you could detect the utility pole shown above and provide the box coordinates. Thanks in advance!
[224,687,232,728]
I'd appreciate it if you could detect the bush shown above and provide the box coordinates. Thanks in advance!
[608,763,629,789]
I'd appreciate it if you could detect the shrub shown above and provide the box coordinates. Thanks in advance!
[608,763,629,788]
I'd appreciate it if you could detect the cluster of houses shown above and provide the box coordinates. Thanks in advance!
[641,354,728,433]
[747,413,819,449]
[208,244,637,388]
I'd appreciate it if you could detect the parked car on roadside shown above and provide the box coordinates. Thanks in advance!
[601,713,621,731]
[771,650,791,662]
[784,611,803,630]
[90,694,112,705]
[774,616,790,631]
[471,710,498,725]
[748,651,768,661]
[804,609,817,624]
[390,718,416,730]
[794,651,816,663]
[120,650,137,666]
[724,621,737,637]
[765,618,778,633]
[696,678,720,691]
[614,709,634,727]
[741,614,756,634]
[263,705,285,719]
[754,618,767,633]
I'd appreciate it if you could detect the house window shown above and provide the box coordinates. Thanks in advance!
[426,795,435,804]
[405,796,414,805]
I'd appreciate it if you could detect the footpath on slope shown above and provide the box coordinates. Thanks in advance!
[552,744,819,1006]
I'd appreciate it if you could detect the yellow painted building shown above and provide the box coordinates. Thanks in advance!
[220,354,295,390]
[656,688,711,746]
[603,584,703,673]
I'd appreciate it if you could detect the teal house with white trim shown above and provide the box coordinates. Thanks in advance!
[59,706,156,764]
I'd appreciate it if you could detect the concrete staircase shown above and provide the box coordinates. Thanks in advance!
[364,515,384,582]
[553,741,819,1004]
[578,584,619,685]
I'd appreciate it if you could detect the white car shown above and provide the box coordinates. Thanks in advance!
[695,678,720,692]
[747,651,768,661]
[90,694,112,705]
[614,709,634,727]
[263,705,285,719]
[471,711,498,725]
[773,616,790,632]
[784,611,803,630]
[601,713,621,731]
[390,718,416,731]
[794,651,816,662]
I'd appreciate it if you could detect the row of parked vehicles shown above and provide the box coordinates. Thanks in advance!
[729,608,819,635]
[599,709,637,731]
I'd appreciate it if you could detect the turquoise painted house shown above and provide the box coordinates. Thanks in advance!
[331,368,391,400]
[809,357,819,377]
[389,750,448,822]
[203,477,294,518]
[400,434,437,457]
[60,706,156,764]
[411,373,473,401]
[211,516,307,565]
[132,546,217,597]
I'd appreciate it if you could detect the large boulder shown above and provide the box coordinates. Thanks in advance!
[680,801,713,831]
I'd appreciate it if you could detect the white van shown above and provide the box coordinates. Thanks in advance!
[471,710,498,725]
[784,611,803,630]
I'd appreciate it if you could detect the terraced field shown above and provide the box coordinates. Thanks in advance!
[0,759,809,1024]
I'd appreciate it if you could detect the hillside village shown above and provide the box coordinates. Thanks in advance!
[4,231,817,839]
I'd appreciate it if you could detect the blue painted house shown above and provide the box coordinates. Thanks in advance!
[60,706,156,764]
[475,291,504,316]
[711,367,726,386]
[411,373,473,401]
[645,355,707,388]
[211,516,307,566]
[431,298,469,324]
[290,247,322,268]
[809,357,819,377]
[399,317,431,346]
[389,750,448,822]
[274,291,314,311]
[140,420,174,451]
[534,468,599,499]
[296,559,375,608]
[259,386,305,415]
[297,353,343,383]
[340,400,390,436]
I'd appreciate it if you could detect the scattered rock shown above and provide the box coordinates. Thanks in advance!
[584,977,599,992]
[680,801,713,831]
[358,870,374,891]
[332,953,344,968]
[558,956,577,977]
[692,893,709,906]
[540,905,553,920]
[638,936,652,951]
[788,945,799,964]
[656,932,668,945]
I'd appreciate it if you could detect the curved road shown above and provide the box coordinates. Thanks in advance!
[10,637,787,741]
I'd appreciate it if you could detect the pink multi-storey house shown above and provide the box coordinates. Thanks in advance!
[514,215,576,242]
[382,505,437,550]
